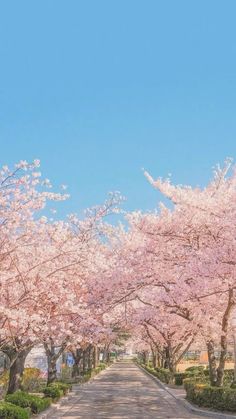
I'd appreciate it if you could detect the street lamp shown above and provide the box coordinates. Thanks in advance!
[231,316,236,384]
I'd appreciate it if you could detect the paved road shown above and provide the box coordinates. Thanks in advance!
[52,361,215,418]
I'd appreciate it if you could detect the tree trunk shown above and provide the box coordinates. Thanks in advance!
[71,349,83,377]
[207,341,217,386]
[216,335,228,387]
[47,354,57,385]
[164,346,170,369]
[7,347,31,394]
[103,343,110,363]
[143,351,147,365]
[44,339,67,385]
[151,348,157,368]
[87,345,92,370]
[82,350,86,374]
[93,345,98,369]
[216,289,234,386]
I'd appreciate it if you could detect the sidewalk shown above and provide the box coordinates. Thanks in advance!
[138,364,236,419]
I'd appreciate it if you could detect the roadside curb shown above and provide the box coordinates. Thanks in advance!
[137,364,236,419]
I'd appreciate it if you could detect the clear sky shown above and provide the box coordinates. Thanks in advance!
[0,1,236,218]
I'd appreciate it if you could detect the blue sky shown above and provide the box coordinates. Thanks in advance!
[0,1,235,218]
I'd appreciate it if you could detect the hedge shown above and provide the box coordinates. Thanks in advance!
[48,382,72,395]
[5,391,51,414]
[185,366,205,373]
[223,369,234,385]
[155,368,172,384]
[0,401,30,419]
[175,372,191,386]
[42,386,63,401]
[175,369,206,386]
[142,365,172,384]
[184,379,236,412]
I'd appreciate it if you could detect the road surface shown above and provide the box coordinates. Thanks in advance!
[51,361,216,418]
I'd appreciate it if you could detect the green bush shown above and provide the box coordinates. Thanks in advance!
[0,401,30,419]
[5,391,51,414]
[185,365,205,373]
[0,403,29,419]
[223,369,234,385]
[82,373,91,383]
[202,368,234,385]
[203,369,210,377]
[43,386,63,400]
[99,363,106,370]
[94,367,102,374]
[155,368,172,384]
[175,372,189,386]
[175,368,206,386]
[143,365,172,384]
[48,382,72,395]
[184,379,236,412]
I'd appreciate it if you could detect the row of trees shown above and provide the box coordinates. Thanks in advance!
[114,158,236,387]
[0,160,123,393]
[0,158,235,393]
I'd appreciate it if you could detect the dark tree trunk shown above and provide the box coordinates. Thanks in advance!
[164,346,170,369]
[93,345,98,369]
[216,290,234,387]
[216,335,228,387]
[82,350,86,374]
[71,349,83,378]
[44,339,67,385]
[103,343,110,363]
[6,347,31,394]
[143,351,148,365]
[207,341,218,386]
[47,355,57,385]
[87,345,92,370]
[151,348,157,368]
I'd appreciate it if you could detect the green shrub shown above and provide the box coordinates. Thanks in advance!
[175,372,189,386]
[202,368,234,385]
[185,366,205,373]
[175,368,206,386]
[5,391,51,414]
[154,368,172,384]
[43,386,63,400]
[48,382,72,395]
[223,369,234,385]
[0,401,30,419]
[143,365,172,384]
[184,379,236,412]
[203,369,210,377]
[82,373,91,383]
[99,363,106,370]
